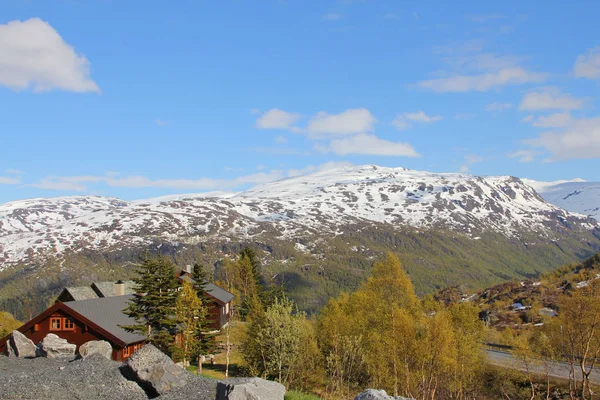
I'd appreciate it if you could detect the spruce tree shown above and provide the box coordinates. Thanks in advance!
[191,262,215,355]
[122,255,180,352]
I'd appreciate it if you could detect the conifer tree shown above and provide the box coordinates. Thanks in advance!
[191,262,216,355]
[123,255,180,352]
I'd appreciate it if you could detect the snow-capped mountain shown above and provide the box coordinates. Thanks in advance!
[1,165,598,268]
[522,179,600,220]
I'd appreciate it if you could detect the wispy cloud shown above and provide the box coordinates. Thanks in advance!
[459,154,484,173]
[275,135,287,144]
[255,108,301,130]
[0,18,100,93]
[485,102,512,112]
[508,150,538,163]
[320,133,420,157]
[524,116,600,160]
[530,112,572,128]
[418,43,548,92]
[0,176,20,185]
[287,161,353,177]
[574,47,600,79]
[392,111,442,130]
[519,88,584,111]
[156,119,168,127]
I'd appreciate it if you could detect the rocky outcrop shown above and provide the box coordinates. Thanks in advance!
[37,333,76,359]
[120,344,188,397]
[4,330,37,358]
[354,389,415,400]
[216,377,286,400]
[79,340,113,360]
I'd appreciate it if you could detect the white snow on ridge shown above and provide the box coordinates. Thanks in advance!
[0,165,597,267]
[523,179,600,219]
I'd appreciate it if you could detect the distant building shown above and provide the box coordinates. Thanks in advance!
[539,307,557,317]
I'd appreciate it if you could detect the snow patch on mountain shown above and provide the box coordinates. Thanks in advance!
[523,179,600,219]
[0,165,597,268]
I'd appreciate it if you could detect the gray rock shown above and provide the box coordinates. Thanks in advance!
[120,344,187,396]
[79,340,113,360]
[5,330,37,358]
[37,333,76,359]
[216,377,285,400]
[354,389,415,400]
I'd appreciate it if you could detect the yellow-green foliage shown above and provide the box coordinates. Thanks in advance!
[0,311,22,337]
[318,253,485,399]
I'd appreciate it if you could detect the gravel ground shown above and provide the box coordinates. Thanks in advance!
[0,355,217,400]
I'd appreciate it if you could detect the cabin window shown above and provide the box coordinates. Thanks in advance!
[63,318,75,331]
[225,303,229,314]
[122,346,131,357]
[50,317,61,331]
[33,324,40,332]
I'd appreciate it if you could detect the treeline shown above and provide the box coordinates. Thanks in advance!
[235,253,488,400]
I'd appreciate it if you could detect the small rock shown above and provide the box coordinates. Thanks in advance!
[79,340,113,360]
[120,344,187,396]
[216,377,285,400]
[37,333,76,359]
[354,389,415,400]
[5,330,37,358]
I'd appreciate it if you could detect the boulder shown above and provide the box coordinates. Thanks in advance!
[79,340,113,360]
[5,330,37,358]
[216,377,285,400]
[120,344,187,396]
[37,333,76,359]
[354,389,415,400]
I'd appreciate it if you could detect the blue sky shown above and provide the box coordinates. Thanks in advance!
[1,0,599,203]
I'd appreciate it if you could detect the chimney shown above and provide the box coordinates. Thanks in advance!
[185,265,192,274]
[115,280,125,296]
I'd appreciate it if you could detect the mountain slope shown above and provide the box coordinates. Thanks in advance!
[523,179,600,220]
[1,165,600,318]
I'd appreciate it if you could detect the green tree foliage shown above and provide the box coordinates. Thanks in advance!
[241,297,309,385]
[318,253,485,399]
[171,281,208,366]
[123,255,180,352]
[0,311,22,338]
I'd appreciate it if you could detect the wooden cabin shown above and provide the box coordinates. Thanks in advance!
[0,295,145,361]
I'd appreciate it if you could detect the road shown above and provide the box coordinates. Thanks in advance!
[486,350,600,384]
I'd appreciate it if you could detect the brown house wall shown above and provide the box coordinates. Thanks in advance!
[1,309,142,361]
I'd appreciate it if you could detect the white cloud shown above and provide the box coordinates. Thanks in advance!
[255,109,301,130]
[419,67,547,92]
[392,111,442,130]
[508,150,537,163]
[485,102,512,112]
[287,161,353,177]
[524,116,600,160]
[275,135,287,144]
[521,115,535,123]
[0,176,20,185]
[0,18,100,93]
[531,112,572,128]
[574,47,600,79]
[307,108,376,137]
[323,133,420,157]
[322,13,342,20]
[519,88,584,111]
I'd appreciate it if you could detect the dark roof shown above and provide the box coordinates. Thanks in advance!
[91,281,136,297]
[205,283,234,304]
[60,286,99,301]
[63,295,146,345]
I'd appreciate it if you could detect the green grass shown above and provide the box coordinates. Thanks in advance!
[285,390,323,400]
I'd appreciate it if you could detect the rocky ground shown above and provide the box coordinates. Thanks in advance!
[0,354,217,400]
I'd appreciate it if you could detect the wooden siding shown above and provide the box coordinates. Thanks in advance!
[0,305,144,361]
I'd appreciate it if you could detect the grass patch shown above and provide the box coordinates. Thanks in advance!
[285,390,323,400]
